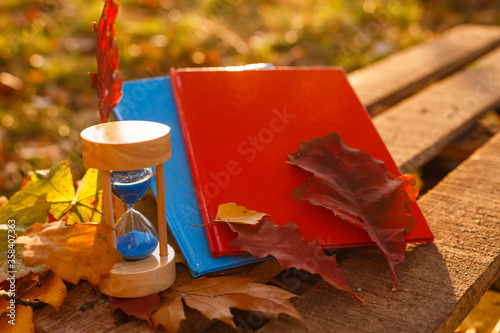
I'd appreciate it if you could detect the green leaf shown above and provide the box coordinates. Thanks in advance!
[0,161,75,235]
[66,168,105,225]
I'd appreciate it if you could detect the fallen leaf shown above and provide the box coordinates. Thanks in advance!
[0,161,74,235]
[171,276,302,329]
[288,132,418,290]
[0,163,106,283]
[151,275,301,332]
[228,218,364,304]
[109,293,160,330]
[90,0,123,123]
[0,305,34,333]
[151,293,185,333]
[65,168,104,224]
[0,229,49,283]
[20,272,67,311]
[214,202,269,225]
[16,222,122,286]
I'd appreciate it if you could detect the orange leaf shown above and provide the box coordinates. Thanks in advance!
[21,272,67,311]
[0,305,34,333]
[16,222,122,286]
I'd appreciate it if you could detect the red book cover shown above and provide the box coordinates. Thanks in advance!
[170,67,434,256]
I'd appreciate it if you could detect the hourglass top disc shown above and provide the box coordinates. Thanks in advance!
[81,121,171,171]
[111,168,154,205]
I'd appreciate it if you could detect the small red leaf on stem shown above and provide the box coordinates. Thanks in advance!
[288,132,418,290]
[228,218,365,304]
[90,0,123,123]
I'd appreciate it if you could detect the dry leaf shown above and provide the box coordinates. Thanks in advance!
[228,217,364,304]
[153,275,302,332]
[20,272,67,311]
[151,293,185,333]
[214,203,269,225]
[0,305,34,333]
[109,293,160,330]
[16,222,122,286]
[289,132,418,290]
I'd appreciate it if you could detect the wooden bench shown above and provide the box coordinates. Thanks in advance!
[33,24,500,332]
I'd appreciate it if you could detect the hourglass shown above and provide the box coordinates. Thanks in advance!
[111,167,158,261]
[80,120,176,298]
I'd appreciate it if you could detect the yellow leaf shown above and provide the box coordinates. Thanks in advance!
[16,222,122,286]
[0,305,34,333]
[21,272,67,312]
[214,203,268,225]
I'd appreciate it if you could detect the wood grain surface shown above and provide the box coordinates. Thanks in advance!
[373,46,500,174]
[348,24,500,113]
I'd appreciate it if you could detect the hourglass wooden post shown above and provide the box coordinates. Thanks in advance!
[80,120,176,298]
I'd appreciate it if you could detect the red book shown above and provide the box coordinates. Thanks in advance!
[170,67,434,256]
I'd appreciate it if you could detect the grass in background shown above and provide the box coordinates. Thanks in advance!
[0,0,499,196]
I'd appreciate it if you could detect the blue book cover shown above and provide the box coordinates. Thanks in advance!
[114,73,267,277]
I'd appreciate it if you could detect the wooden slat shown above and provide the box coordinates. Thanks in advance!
[258,131,500,333]
[33,282,150,332]
[373,46,500,174]
[348,24,500,112]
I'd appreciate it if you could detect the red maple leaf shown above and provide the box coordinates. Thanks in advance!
[89,0,123,123]
[228,218,365,304]
[109,293,160,330]
[288,132,418,290]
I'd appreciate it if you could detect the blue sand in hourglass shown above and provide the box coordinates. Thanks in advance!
[116,231,158,261]
[111,168,159,260]
[110,168,154,205]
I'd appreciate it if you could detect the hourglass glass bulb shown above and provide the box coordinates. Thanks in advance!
[115,208,159,260]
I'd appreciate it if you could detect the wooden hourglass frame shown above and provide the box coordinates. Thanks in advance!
[80,120,176,298]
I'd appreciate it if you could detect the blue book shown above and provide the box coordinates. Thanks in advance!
[114,71,269,277]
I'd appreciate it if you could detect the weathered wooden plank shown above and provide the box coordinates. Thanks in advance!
[32,282,150,333]
[348,24,500,112]
[373,46,500,174]
[257,131,500,333]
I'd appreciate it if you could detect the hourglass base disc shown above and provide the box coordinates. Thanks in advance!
[98,245,176,298]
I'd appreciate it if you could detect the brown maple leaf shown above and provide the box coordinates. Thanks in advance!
[16,222,122,286]
[89,0,123,123]
[288,132,418,290]
[152,275,302,332]
[227,217,365,304]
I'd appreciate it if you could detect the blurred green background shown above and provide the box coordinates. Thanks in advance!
[1,0,500,197]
